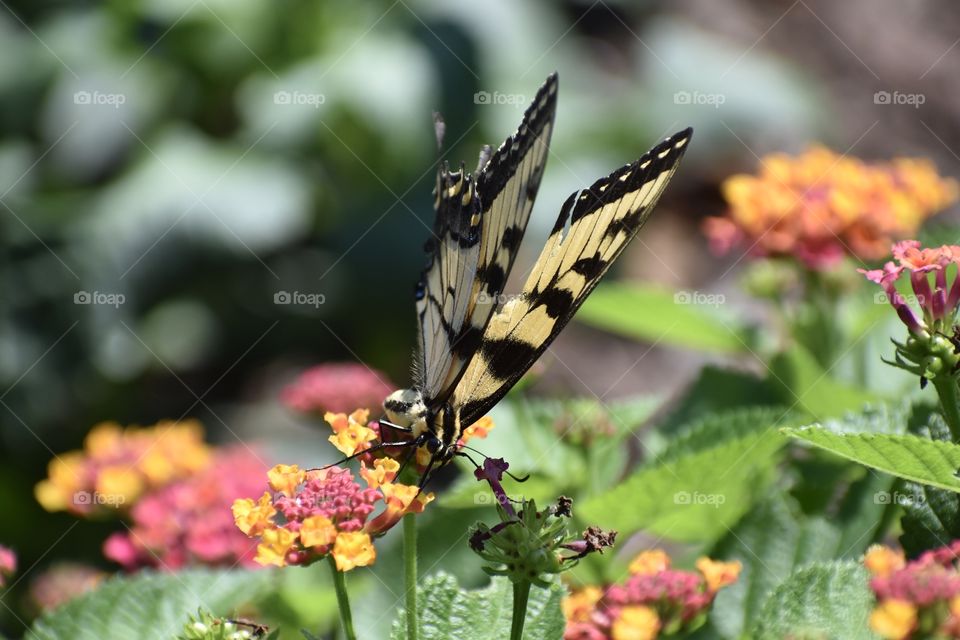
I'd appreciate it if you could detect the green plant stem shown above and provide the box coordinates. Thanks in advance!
[510,579,531,640]
[404,512,418,640]
[933,375,960,442]
[328,555,357,640]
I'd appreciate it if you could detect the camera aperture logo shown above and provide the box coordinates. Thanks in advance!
[273,90,325,108]
[73,90,126,109]
[274,290,326,308]
[74,291,125,308]
[874,490,925,507]
[674,491,726,508]
[73,490,125,508]
[474,90,526,108]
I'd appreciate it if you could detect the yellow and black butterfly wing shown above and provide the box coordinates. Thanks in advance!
[452,127,693,424]
[416,74,558,405]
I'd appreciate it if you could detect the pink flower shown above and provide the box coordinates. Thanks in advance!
[281,363,395,415]
[27,563,102,612]
[104,447,268,570]
[0,545,16,587]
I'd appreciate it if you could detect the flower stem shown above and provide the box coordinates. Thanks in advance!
[933,375,960,442]
[510,579,531,640]
[403,512,418,640]
[328,555,357,640]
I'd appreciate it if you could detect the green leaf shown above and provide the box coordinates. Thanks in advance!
[576,282,750,353]
[26,569,275,640]
[769,346,877,419]
[656,405,793,464]
[783,427,960,492]
[750,562,877,640]
[709,488,886,639]
[579,416,787,542]
[389,573,564,640]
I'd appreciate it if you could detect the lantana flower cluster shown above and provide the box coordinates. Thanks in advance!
[704,146,957,269]
[34,420,211,516]
[865,542,960,639]
[104,447,269,570]
[27,563,103,613]
[861,241,960,389]
[563,549,741,639]
[281,363,395,415]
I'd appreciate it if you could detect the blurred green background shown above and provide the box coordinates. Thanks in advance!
[2,0,959,635]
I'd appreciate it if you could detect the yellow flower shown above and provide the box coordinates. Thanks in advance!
[696,557,742,592]
[562,586,602,623]
[365,483,434,534]
[325,410,377,456]
[332,532,376,571]
[611,605,660,640]
[84,422,124,458]
[95,466,144,505]
[254,527,298,567]
[301,516,338,550]
[864,544,905,578]
[232,492,276,536]
[869,599,917,640]
[34,453,84,511]
[267,464,305,497]
[628,549,670,576]
[360,458,399,490]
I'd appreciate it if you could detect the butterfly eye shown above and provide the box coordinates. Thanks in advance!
[426,437,443,454]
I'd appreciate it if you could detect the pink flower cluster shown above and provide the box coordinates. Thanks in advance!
[281,363,395,415]
[103,447,268,570]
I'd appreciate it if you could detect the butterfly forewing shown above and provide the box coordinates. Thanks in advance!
[416,74,558,406]
[452,127,693,425]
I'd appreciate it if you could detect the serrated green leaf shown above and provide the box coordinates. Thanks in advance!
[709,488,886,639]
[784,427,960,493]
[576,282,750,353]
[656,405,793,464]
[579,423,786,542]
[389,573,564,640]
[26,569,275,640]
[750,562,877,640]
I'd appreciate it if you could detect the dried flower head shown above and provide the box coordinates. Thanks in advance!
[34,420,211,516]
[704,146,957,270]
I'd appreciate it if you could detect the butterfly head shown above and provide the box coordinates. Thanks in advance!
[383,389,456,463]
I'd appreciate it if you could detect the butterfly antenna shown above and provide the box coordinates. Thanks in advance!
[314,437,423,471]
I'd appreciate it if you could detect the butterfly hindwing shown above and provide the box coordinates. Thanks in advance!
[416,74,558,406]
[453,127,693,425]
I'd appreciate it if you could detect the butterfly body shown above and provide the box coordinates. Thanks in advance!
[385,73,692,473]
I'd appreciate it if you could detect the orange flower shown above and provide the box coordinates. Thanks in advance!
[628,549,670,576]
[869,599,917,640]
[325,410,377,457]
[365,482,434,535]
[300,516,338,551]
[696,557,742,592]
[562,586,602,623]
[332,532,376,571]
[254,528,298,567]
[864,544,906,578]
[611,605,660,640]
[704,146,957,269]
[231,492,275,536]
[359,458,399,490]
[267,464,305,497]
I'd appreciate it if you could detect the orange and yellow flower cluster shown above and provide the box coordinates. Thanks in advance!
[703,146,958,269]
[563,549,741,639]
[34,420,211,516]
[865,542,960,639]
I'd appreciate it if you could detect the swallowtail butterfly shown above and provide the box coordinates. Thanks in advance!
[382,73,692,480]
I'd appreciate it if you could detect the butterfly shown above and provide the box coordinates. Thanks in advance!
[381,72,692,482]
